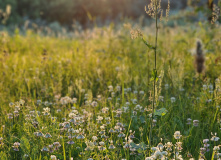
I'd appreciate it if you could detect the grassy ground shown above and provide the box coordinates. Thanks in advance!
[0,21,221,159]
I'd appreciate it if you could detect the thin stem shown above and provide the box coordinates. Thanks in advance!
[150,0,158,147]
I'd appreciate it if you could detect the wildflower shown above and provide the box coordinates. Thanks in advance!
[19,99,25,105]
[176,142,183,151]
[97,95,102,101]
[34,131,44,137]
[123,142,130,149]
[161,84,168,91]
[108,140,115,150]
[151,147,158,152]
[132,91,137,95]
[211,4,220,24]
[153,150,163,159]
[174,131,182,139]
[118,132,125,138]
[179,88,185,92]
[91,101,98,107]
[213,145,220,151]
[42,107,50,116]
[130,28,143,39]
[96,116,103,123]
[145,157,154,160]
[72,98,77,103]
[111,92,115,97]
[49,144,54,152]
[7,113,13,119]
[92,136,98,141]
[44,133,52,138]
[12,142,20,151]
[158,96,164,102]
[116,85,121,92]
[132,99,137,104]
[24,154,29,158]
[51,155,57,160]
[187,118,192,125]
[157,142,164,151]
[203,139,209,143]
[164,142,173,151]
[102,107,109,114]
[53,142,61,150]
[129,130,135,139]
[9,102,14,107]
[98,141,106,151]
[152,119,157,127]
[85,141,95,151]
[41,146,49,152]
[76,134,85,140]
[14,110,19,117]
[171,97,176,103]
[193,120,199,127]
[108,85,113,92]
[139,91,144,95]
[109,128,115,133]
[211,132,220,141]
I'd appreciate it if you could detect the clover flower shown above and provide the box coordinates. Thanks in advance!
[51,155,57,160]
[211,132,220,141]
[53,142,61,150]
[12,142,20,151]
[174,131,182,140]
[42,107,50,116]
[41,146,49,152]
[171,97,176,103]
[193,120,199,127]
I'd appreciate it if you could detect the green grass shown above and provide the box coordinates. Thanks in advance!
[0,21,221,159]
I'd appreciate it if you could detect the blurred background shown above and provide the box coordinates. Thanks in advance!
[0,0,220,31]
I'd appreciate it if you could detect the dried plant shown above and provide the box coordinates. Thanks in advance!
[211,4,221,24]
[195,40,205,74]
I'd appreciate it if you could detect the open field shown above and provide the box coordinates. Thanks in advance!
[0,21,221,160]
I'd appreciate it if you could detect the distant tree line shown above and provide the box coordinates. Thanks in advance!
[1,0,220,26]
[0,0,188,26]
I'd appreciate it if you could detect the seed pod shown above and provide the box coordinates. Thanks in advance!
[195,40,205,74]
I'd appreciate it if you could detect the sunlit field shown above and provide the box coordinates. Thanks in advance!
[0,0,221,160]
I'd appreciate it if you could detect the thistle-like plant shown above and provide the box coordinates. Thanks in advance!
[130,0,170,146]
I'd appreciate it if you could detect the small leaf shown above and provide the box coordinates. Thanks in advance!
[140,116,146,123]
[142,38,155,49]
[154,108,168,116]
[151,69,158,81]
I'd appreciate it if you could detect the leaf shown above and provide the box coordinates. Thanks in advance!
[129,142,137,149]
[151,69,158,81]
[142,38,155,50]
[137,142,147,151]
[154,108,168,116]
[139,116,146,123]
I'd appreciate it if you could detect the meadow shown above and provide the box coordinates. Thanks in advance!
[0,11,221,160]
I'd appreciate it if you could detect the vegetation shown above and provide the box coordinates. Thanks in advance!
[0,0,221,160]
